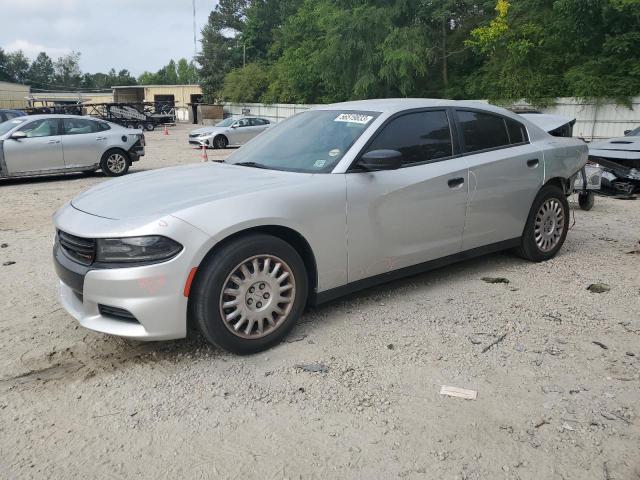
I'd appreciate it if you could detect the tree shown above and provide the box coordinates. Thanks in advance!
[6,51,30,84]
[220,62,269,101]
[54,52,82,87]
[177,58,199,84]
[197,0,249,100]
[27,52,55,88]
[0,49,12,82]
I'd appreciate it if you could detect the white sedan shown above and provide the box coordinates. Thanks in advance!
[188,117,271,149]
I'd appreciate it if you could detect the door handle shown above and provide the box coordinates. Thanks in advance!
[48,139,60,144]
[447,177,465,189]
[527,159,540,168]
[96,137,106,140]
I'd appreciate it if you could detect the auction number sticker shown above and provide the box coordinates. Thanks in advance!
[334,113,374,124]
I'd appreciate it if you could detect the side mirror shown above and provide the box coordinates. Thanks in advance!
[624,130,631,136]
[357,149,402,171]
[10,131,27,140]
[231,124,238,129]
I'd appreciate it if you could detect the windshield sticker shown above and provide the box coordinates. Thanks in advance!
[334,113,373,124]
[328,149,340,157]
[313,160,326,168]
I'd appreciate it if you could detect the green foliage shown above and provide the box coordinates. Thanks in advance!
[138,58,198,86]
[220,63,270,102]
[195,0,640,104]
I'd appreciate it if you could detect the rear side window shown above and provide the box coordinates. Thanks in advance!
[97,122,111,131]
[506,118,528,144]
[63,118,100,135]
[366,111,453,165]
[457,110,510,153]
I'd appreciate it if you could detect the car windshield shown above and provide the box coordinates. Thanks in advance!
[0,117,28,136]
[225,110,380,173]
[216,118,236,128]
[626,126,640,136]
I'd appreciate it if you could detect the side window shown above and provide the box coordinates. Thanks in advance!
[18,119,60,138]
[63,118,99,135]
[6,112,20,120]
[457,110,510,153]
[96,121,111,131]
[506,118,528,144]
[366,111,453,165]
[237,119,250,127]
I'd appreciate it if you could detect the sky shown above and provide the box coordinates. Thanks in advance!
[0,0,216,77]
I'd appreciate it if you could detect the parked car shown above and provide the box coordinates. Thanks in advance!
[53,99,587,354]
[188,116,271,149]
[0,109,26,123]
[0,115,145,178]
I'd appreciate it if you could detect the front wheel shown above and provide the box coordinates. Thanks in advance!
[190,234,308,354]
[517,184,569,262]
[100,149,130,177]
[213,135,228,149]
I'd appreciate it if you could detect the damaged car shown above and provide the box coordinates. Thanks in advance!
[588,128,640,198]
[0,115,145,178]
[53,99,587,354]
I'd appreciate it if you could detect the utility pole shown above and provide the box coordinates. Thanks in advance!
[193,0,197,57]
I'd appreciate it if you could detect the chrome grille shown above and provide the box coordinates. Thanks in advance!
[57,230,96,265]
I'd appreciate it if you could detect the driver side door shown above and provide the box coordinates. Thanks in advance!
[345,110,469,283]
[3,118,65,175]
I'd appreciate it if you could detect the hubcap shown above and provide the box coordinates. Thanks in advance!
[106,153,126,174]
[219,255,295,339]
[534,198,565,252]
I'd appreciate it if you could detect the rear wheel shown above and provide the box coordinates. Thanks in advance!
[190,234,308,354]
[213,135,228,149]
[145,123,155,132]
[100,149,130,177]
[517,184,569,262]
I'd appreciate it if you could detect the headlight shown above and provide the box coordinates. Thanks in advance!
[96,236,182,263]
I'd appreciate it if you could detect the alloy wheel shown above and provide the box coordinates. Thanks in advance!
[106,153,127,174]
[534,198,565,252]
[219,255,296,339]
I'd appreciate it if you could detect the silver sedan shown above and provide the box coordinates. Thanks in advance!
[188,116,271,149]
[0,114,145,178]
[53,99,587,354]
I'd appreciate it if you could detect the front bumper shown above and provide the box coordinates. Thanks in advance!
[188,137,208,147]
[52,205,209,341]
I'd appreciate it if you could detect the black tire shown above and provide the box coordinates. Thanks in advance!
[213,135,228,149]
[100,149,130,177]
[136,123,145,131]
[190,234,308,354]
[145,123,155,132]
[516,184,570,262]
[578,191,595,211]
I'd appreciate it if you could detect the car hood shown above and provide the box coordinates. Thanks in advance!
[71,163,308,221]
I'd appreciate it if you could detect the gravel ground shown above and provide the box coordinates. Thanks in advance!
[1,124,639,479]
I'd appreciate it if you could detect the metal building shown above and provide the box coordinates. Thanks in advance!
[0,81,30,109]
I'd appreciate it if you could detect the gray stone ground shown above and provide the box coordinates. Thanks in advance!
[1,124,639,479]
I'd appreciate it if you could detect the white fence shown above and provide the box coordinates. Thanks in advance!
[224,97,640,140]
[223,102,318,124]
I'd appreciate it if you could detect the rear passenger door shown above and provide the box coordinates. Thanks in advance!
[346,109,469,282]
[61,118,104,169]
[455,109,543,250]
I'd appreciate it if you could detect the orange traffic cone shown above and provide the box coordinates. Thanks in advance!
[200,143,208,161]
[163,125,169,136]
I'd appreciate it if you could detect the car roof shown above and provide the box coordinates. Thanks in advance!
[317,98,524,117]
[16,114,102,121]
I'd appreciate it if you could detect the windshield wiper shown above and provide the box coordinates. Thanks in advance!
[232,161,271,170]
